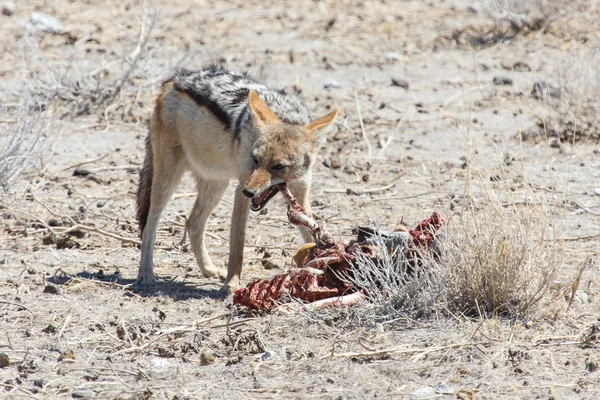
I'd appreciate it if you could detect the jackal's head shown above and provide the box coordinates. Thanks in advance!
[242,90,337,211]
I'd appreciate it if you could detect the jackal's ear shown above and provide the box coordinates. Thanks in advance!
[303,110,338,140]
[248,90,279,128]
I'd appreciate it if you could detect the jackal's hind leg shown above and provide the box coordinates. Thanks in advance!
[137,146,186,286]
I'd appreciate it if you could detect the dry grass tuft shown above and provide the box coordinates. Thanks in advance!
[440,200,563,318]
[346,174,578,321]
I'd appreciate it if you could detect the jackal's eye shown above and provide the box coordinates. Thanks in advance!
[272,164,287,171]
[251,156,259,166]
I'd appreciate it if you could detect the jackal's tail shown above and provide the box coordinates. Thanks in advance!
[136,136,153,236]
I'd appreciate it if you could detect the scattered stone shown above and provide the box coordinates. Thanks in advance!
[72,390,94,399]
[150,357,171,370]
[385,52,401,62]
[493,76,513,86]
[531,81,561,99]
[48,218,63,227]
[259,350,275,362]
[28,12,64,34]
[73,168,92,177]
[410,386,437,400]
[33,378,46,388]
[2,1,16,16]
[42,233,57,245]
[593,188,600,196]
[42,324,57,334]
[391,76,409,89]
[58,349,75,362]
[43,283,60,295]
[56,235,79,249]
[0,353,9,368]
[200,351,215,366]
[501,60,531,72]
[323,80,340,89]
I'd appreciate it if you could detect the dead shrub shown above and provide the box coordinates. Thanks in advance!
[479,0,593,37]
[524,49,600,144]
[0,94,48,189]
[24,4,157,123]
[346,178,575,321]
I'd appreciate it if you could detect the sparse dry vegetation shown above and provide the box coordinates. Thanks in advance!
[1,0,599,398]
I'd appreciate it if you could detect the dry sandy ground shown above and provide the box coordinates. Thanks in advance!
[1,0,600,399]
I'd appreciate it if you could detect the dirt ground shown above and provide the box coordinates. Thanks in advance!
[1,0,600,399]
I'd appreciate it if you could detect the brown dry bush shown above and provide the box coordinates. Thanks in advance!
[346,176,576,321]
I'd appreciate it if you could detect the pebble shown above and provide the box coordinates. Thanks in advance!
[259,350,276,362]
[0,353,9,368]
[391,76,409,89]
[2,1,16,16]
[385,52,401,62]
[532,81,561,99]
[28,12,64,34]
[323,80,340,89]
[493,76,513,85]
[72,390,94,399]
[44,283,60,294]
[58,349,75,361]
[150,357,171,370]
[594,188,600,196]
[410,387,436,399]
[200,351,215,365]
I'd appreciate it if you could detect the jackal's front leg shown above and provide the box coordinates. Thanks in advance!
[187,179,229,280]
[220,186,250,295]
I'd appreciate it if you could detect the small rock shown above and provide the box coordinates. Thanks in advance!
[593,188,600,196]
[434,381,453,394]
[200,351,215,366]
[48,218,63,227]
[2,1,16,16]
[391,76,409,89]
[73,168,92,177]
[44,283,60,295]
[42,233,57,245]
[385,52,401,62]
[323,80,340,89]
[72,390,94,399]
[493,76,513,86]
[150,357,171,370]
[410,386,436,400]
[28,12,64,34]
[33,378,46,388]
[58,349,75,361]
[532,81,561,99]
[259,350,275,362]
[0,353,10,368]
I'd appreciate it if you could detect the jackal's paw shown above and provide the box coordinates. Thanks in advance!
[200,265,227,281]
[135,272,157,287]
[217,281,240,298]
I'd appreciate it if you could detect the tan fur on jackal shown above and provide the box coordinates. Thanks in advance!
[136,67,337,295]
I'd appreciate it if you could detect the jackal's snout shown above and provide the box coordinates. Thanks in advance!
[243,168,272,197]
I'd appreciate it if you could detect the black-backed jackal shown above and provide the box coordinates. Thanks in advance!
[136,66,337,294]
